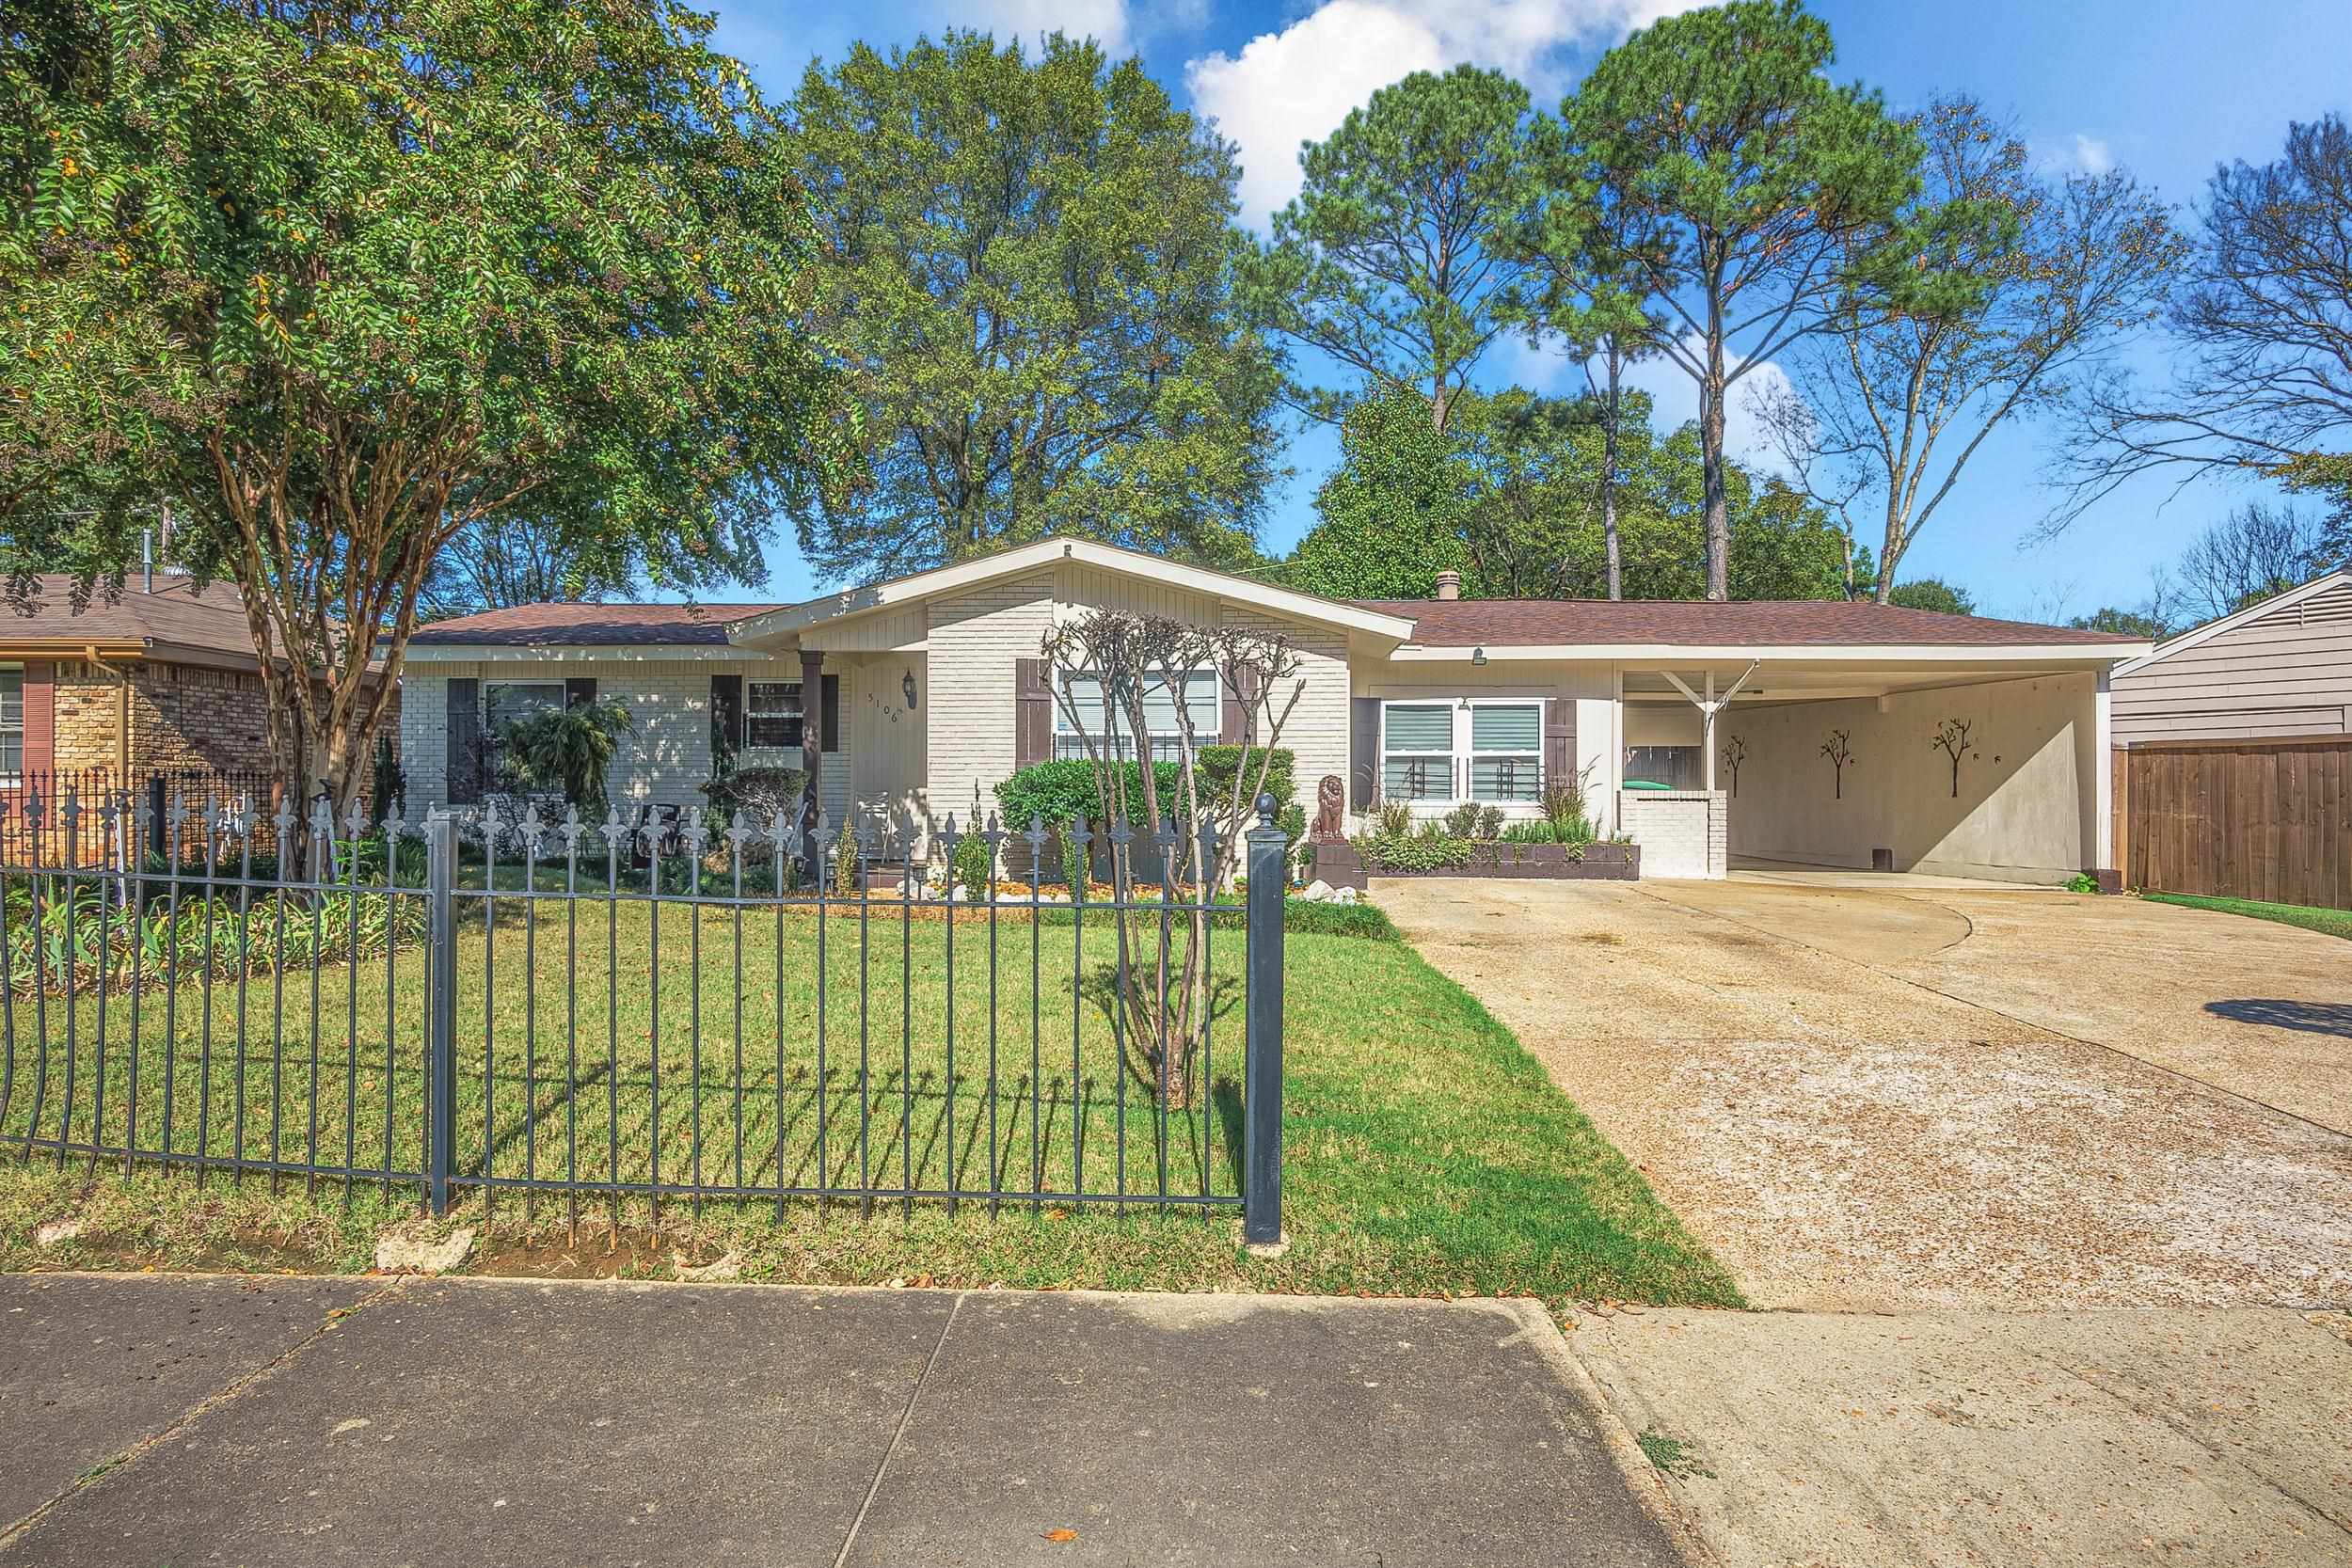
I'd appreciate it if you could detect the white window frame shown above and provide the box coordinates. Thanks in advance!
[1467,700,1544,804]
[1053,668,1221,760]
[1379,700,1462,804]
[0,663,21,782]
[745,679,803,751]
[1379,697,1547,808]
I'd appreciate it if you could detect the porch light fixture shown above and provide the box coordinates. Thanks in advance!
[1471,646,1486,666]
[901,669,919,710]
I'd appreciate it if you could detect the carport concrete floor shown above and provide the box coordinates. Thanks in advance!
[1379,875,2352,1567]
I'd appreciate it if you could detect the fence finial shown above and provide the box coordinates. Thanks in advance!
[1256,791,1278,829]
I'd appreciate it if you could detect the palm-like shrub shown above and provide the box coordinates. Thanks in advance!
[500,697,634,815]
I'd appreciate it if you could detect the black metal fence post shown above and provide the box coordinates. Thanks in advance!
[1242,792,1286,1248]
[424,811,457,1215]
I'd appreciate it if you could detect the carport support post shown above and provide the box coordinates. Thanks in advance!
[1243,794,1286,1250]
[425,812,457,1217]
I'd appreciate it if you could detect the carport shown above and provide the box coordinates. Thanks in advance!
[1619,644,2137,886]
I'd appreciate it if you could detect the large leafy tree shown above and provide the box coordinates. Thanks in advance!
[1567,0,1930,601]
[786,32,1280,582]
[1758,96,2185,599]
[2054,115,2352,540]
[1292,386,1851,602]
[2,0,856,815]
[1285,387,1471,598]
[1244,65,1539,433]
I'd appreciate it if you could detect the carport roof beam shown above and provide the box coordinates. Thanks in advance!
[1659,661,1760,791]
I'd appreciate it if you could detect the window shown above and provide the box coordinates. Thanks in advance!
[1054,669,1220,762]
[0,665,20,779]
[747,680,803,750]
[1469,704,1542,802]
[485,680,565,736]
[1380,699,1546,805]
[1380,703,1454,801]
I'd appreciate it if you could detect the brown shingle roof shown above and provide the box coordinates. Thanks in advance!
[1347,597,2143,649]
[408,600,783,647]
[1,573,259,661]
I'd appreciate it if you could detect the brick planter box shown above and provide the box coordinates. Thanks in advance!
[1311,839,1640,888]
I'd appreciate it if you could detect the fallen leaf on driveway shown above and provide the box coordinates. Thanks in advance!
[1044,1528,1078,1543]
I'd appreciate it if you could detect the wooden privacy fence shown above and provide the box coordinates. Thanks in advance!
[2116,736,2352,909]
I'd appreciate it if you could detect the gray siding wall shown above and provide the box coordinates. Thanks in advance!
[2111,578,2352,742]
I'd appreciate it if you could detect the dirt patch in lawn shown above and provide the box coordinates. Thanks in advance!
[1378,878,2352,1311]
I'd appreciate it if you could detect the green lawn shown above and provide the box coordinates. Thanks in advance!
[0,893,1739,1312]
[2142,891,2352,942]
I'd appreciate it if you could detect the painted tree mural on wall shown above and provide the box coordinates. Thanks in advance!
[1820,729,1854,799]
[1723,735,1748,797]
[1932,719,1977,798]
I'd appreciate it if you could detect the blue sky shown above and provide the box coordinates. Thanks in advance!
[702,0,2351,621]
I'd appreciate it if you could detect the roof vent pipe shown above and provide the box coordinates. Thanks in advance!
[1433,570,1460,602]
[142,528,153,594]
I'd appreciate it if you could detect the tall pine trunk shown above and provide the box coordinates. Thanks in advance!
[1700,289,1731,602]
[1602,343,1623,601]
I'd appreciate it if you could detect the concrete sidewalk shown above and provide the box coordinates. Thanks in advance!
[0,1273,1691,1567]
[1573,1306,2352,1568]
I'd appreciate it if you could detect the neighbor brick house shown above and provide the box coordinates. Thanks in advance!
[1,572,278,786]
[398,538,2150,885]
[1,572,395,800]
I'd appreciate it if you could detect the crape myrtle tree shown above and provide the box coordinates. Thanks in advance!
[785,32,1281,583]
[1244,65,1541,433]
[1,0,859,819]
[1756,95,2184,600]
[1040,610,1302,1108]
[1566,0,1936,601]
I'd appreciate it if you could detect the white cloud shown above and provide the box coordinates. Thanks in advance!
[2042,133,2115,176]
[1185,0,1713,229]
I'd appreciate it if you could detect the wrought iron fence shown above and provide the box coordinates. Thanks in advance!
[0,785,1287,1243]
[0,767,282,867]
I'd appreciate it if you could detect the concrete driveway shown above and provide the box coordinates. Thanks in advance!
[1377,877,2352,1312]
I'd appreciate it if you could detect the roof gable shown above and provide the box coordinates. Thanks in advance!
[727,538,1420,644]
[2114,569,2352,676]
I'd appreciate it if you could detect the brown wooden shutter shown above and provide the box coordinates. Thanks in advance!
[708,674,742,749]
[565,676,597,709]
[1544,697,1576,796]
[819,673,840,753]
[1014,657,1052,768]
[1349,696,1379,811]
[22,660,54,778]
[446,677,482,804]
[1218,663,1256,746]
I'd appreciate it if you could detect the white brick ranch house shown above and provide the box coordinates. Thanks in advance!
[396,538,2150,884]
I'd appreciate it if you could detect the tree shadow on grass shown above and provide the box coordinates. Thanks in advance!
[2206,999,2352,1038]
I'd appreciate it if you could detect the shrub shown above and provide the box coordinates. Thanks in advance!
[500,697,633,815]
[369,734,405,821]
[952,831,994,901]
[1351,829,1475,873]
[1373,797,1415,837]
[993,748,1296,832]
[701,765,804,827]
